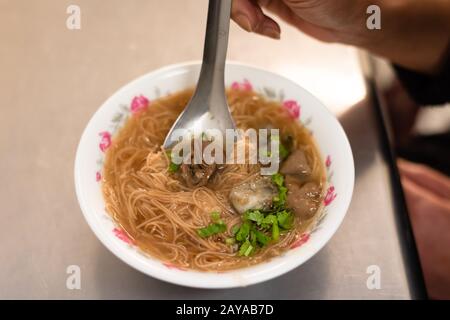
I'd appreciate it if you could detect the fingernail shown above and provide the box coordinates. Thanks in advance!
[234,13,253,32]
[262,25,280,39]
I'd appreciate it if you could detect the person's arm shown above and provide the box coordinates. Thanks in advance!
[362,0,450,105]
[358,0,450,75]
[231,0,450,74]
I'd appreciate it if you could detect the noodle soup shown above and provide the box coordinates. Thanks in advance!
[102,88,326,271]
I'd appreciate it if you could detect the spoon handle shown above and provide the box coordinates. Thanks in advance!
[194,0,232,106]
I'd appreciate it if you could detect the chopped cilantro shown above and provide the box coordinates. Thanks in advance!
[231,224,240,235]
[238,239,254,256]
[243,210,264,225]
[212,169,295,257]
[166,150,180,173]
[197,222,226,238]
[236,221,250,242]
[271,135,290,159]
[279,142,290,159]
[254,229,271,246]
[277,210,294,229]
[272,173,284,187]
[197,211,226,238]
[272,173,287,208]
[272,220,280,241]
[168,162,180,173]
[225,238,235,245]
[261,214,277,229]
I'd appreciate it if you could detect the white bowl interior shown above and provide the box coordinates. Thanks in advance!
[74,62,354,288]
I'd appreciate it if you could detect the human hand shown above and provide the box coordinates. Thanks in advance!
[231,0,369,43]
[231,0,450,74]
[398,159,450,299]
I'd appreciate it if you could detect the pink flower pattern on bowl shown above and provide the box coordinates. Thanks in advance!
[130,95,150,114]
[99,131,112,152]
[283,100,300,119]
[231,79,253,91]
[324,186,337,206]
[113,227,134,245]
[325,155,332,168]
[290,233,310,249]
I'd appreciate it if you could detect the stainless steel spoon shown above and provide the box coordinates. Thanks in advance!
[163,0,235,149]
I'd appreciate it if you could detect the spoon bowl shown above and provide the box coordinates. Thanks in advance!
[163,0,235,149]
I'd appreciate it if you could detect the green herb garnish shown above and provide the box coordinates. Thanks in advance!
[166,150,180,173]
[208,168,295,257]
[231,224,240,235]
[243,210,264,225]
[225,238,235,245]
[238,239,254,256]
[168,162,180,173]
[197,223,226,238]
[272,173,287,208]
[272,173,284,187]
[277,210,294,229]
[261,214,277,230]
[230,171,295,256]
[271,135,290,159]
[197,211,227,238]
[279,142,290,159]
[254,229,271,246]
[271,219,280,241]
[235,221,251,242]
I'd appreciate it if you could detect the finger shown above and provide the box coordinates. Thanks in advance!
[231,0,281,39]
[231,0,255,32]
[258,0,338,42]
[255,13,281,39]
[258,0,302,26]
[398,159,450,200]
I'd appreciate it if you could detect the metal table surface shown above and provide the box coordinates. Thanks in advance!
[0,0,426,299]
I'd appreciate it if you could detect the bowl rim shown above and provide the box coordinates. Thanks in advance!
[74,61,355,288]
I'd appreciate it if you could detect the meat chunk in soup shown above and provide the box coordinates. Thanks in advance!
[179,140,218,188]
[285,176,321,220]
[180,163,216,188]
[280,149,312,181]
[229,176,278,214]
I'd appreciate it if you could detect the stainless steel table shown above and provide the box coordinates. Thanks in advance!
[0,0,426,299]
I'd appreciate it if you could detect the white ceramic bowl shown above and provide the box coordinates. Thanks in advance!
[74,62,354,288]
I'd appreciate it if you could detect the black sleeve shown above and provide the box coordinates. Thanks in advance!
[393,54,450,106]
